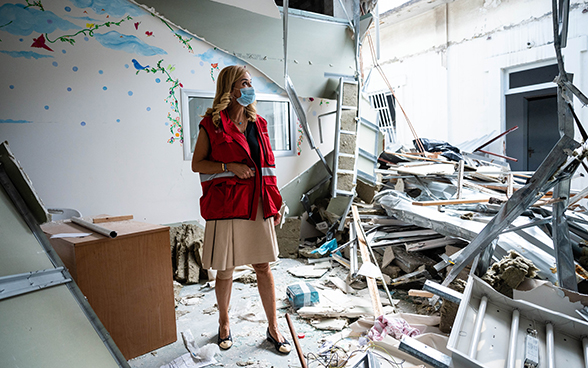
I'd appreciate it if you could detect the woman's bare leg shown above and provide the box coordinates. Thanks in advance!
[252,263,287,343]
[215,277,233,339]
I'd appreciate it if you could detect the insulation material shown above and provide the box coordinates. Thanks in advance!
[439,279,467,334]
[481,250,539,298]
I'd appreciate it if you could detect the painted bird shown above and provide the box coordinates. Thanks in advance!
[132,59,149,71]
[31,34,53,52]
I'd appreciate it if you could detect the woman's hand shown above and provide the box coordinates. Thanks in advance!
[273,211,282,226]
[227,162,255,179]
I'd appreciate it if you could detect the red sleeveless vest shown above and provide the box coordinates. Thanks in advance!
[198,110,282,221]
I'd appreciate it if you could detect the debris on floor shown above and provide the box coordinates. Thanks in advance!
[164,133,588,367]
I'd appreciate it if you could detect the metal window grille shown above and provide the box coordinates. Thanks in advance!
[369,91,396,144]
[368,91,396,131]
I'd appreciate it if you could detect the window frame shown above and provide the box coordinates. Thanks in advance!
[180,89,296,161]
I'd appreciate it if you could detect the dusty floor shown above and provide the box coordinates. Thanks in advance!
[127,257,428,368]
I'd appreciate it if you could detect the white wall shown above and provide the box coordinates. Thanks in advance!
[0,0,336,225]
[366,0,588,168]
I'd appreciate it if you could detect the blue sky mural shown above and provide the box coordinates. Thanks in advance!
[0,3,80,35]
[0,49,53,58]
[94,31,166,56]
[69,0,145,18]
[196,47,243,67]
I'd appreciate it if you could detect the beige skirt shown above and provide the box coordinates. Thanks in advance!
[201,198,279,271]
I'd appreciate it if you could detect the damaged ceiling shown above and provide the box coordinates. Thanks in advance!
[133,0,361,98]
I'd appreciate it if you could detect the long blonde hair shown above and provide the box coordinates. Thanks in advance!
[205,65,257,128]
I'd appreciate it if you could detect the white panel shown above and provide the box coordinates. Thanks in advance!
[0,187,54,277]
[0,286,119,368]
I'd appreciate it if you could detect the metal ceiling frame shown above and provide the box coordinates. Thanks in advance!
[441,0,588,291]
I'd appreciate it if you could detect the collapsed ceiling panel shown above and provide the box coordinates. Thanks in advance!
[134,0,357,98]
[0,141,128,367]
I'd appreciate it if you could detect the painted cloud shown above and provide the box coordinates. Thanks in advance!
[252,77,282,94]
[196,48,242,67]
[0,50,54,59]
[0,3,80,36]
[69,0,145,17]
[94,31,167,56]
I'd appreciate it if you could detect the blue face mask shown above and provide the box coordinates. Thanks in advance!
[236,87,256,106]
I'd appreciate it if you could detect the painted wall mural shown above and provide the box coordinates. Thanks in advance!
[0,0,329,225]
[0,0,284,145]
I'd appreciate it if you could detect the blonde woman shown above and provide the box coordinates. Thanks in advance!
[191,65,291,354]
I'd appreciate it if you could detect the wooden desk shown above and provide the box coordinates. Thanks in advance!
[42,219,176,360]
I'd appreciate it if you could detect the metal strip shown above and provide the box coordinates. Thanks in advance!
[0,267,71,301]
[442,135,579,287]
[507,309,520,368]
[546,322,555,368]
[554,76,577,290]
[398,335,452,368]
[422,280,463,304]
[469,295,488,359]
[583,336,588,368]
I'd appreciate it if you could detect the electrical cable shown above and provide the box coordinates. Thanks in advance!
[363,29,426,154]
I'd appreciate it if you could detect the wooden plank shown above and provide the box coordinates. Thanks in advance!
[412,198,490,206]
[93,214,134,223]
[408,290,434,298]
[351,205,384,318]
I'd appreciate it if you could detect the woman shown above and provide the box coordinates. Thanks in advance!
[191,65,291,354]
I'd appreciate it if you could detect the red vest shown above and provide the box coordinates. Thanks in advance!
[199,110,282,221]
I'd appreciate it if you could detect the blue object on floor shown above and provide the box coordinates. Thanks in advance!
[310,238,338,255]
[286,282,320,310]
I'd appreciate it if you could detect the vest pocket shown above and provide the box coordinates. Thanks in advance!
[224,180,251,218]
[201,179,252,219]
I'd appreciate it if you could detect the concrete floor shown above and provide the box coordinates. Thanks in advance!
[127,257,350,368]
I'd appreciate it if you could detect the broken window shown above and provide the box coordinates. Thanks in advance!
[180,90,296,160]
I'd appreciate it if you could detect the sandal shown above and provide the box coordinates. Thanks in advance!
[217,328,233,350]
[266,328,291,354]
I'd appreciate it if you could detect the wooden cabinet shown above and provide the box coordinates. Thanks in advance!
[42,219,176,360]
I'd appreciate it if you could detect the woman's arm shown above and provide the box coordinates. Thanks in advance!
[191,127,255,179]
